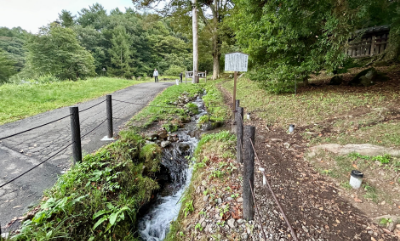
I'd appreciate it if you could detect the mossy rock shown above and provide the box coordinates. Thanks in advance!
[349,68,377,86]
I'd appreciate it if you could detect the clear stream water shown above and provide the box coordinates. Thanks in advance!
[138,96,207,241]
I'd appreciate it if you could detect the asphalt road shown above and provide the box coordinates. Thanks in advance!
[0,82,173,231]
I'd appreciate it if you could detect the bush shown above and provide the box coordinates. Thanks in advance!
[164,65,185,76]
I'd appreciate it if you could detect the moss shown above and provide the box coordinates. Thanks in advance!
[13,130,161,241]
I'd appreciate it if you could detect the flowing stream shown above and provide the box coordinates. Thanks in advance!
[138,95,207,241]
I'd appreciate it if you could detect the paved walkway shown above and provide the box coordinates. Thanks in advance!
[0,82,173,230]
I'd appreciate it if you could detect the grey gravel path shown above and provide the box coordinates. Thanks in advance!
[0,82,174,231]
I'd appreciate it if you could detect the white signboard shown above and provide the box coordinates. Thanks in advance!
[224,52,249,72]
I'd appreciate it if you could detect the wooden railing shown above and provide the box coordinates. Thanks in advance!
[347,34,389,58]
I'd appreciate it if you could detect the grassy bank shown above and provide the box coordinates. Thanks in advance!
[128,80,230,131]
[166,131,238,240]
[0,77,149,125]
[12,130,161,240]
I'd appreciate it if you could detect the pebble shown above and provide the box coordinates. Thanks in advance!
[241,233,248,240]
[226,197,233,202]
[160,141,171,148]
[237,197,243,203]
[203,195,209,202]
[227,218,236,228]
[237,219,244,224]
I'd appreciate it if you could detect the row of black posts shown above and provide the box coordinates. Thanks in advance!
[69,95,114,164]
[235,100,255,221]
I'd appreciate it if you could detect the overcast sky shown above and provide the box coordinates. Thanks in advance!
[0,0,136,33]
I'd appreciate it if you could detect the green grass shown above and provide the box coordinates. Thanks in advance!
[12,130,160,240]
[0,77,149,125]
[221,78,398,128]
[128,80,230,129]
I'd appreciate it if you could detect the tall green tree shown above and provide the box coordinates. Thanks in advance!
[0,49,16,83]
[230,0,400,93]
[0,27,30,72]
[58,10,75,28]
[26,23,96,80]
[108,25,134,78]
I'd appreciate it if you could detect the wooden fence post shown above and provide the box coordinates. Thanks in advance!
[243,125,255,220]
[236,106,244,163]
[70,106,82,164]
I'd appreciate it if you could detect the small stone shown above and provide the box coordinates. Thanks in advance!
[237,219,244,224]
[389,222,395,232]
[302,225,309,233]
[203,195,209,202]
[283,142,290,149]
[215,213,222,220]
[237,197,243,203]
[227,218,236,228]
[161,141,171,148]
[241,233,248,240]
[217,198,222,204]
[226,197,233,202]
[202,221,207,228]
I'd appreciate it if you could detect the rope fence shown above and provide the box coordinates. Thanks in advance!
[235,103,299,241]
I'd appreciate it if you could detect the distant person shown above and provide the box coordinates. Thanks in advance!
[179,72,183,83]
[153,69,159,82]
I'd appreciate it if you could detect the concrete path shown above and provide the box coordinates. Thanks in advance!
[0,82,173,231]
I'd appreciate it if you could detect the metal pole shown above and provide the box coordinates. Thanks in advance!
[243,125,255,220]
[70,106,82,164]
[106,95,113,138]
[236,106,244,163]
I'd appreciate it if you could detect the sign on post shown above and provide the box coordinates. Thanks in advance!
[224,52,249,115]
[225,52,249,72]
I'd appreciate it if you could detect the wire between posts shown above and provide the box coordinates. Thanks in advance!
[0,142,74,189]
[81,119,107,139]
[79,100,106,113]
[248,138,299,241]
[248,178,268,241]
[0,114,72,141]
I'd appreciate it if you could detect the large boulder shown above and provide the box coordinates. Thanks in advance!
[329,75,343,85]
[349,68,378,86]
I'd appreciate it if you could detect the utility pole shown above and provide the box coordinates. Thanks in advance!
[192,0,199,83]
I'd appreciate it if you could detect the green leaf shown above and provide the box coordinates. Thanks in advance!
[93,210,109,220]
[109,212,118,226]
[92,216,108,230]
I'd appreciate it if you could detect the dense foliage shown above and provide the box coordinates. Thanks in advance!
[26,24,96,80]
[230,0,400,93]
[0,4,195,83]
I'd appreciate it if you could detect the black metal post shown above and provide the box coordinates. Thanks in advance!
[106,95,113,138]
[236,106,244,163]
[243,125,255,220]
[70,106,82,164]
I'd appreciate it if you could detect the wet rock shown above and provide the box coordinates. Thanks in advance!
[167,135,179,142]
[178,143,191,153]
[161,141,171,148]
[146,133,158,140]
[157,129,168,140]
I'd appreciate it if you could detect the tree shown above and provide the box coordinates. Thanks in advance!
[230,0,400,93]
[108,25,134,78]
[132,0,234,80]
[0,49,16,83]
[58,10,75,28]
[26,23,96,80]
[0,27,30,72]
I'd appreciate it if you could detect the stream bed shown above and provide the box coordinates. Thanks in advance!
[138,95,207,241]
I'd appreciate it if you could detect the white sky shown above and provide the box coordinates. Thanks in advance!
[0,0,136,33]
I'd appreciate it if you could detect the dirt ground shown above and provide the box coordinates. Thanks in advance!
[217,76,400,240]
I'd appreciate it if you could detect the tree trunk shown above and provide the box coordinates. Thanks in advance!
[212,0,219,80]
[192,0,199,83]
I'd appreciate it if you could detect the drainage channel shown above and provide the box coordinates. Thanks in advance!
[138,95,207,241]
